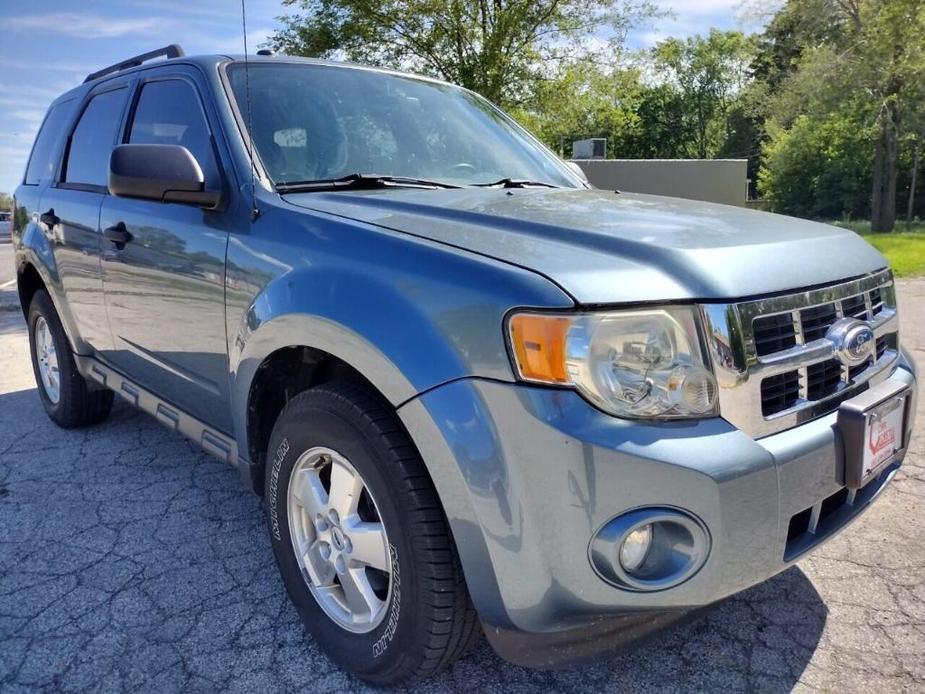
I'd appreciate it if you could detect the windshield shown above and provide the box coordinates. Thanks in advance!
[226,63,580,189]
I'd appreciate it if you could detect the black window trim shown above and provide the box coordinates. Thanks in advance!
[57,82,133,194]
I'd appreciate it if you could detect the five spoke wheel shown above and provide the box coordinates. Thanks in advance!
[33,316,60,404]
[287,446,392,633]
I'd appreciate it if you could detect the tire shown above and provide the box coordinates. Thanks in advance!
[264,381,479,685]
[27,290,114,428]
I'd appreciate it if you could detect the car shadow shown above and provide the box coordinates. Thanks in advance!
[0,384,827,693]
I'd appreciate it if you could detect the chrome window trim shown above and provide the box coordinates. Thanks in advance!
[700,269,899,439]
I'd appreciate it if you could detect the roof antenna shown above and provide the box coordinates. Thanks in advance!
[240,0,260,221]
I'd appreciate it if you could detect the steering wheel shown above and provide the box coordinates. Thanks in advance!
[450,163,477,174]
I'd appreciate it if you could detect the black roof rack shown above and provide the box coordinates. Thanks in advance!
[84,44,185,83]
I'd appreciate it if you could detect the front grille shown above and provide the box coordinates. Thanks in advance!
[841,294,868,320]
[702,269,900,438]
[800,303,838,342]
[760,371,799,416]
[876,335,889,359]
[753,313,796,356]
[870,288,884,314]
[751,285,890,415]
[805,359,843,400]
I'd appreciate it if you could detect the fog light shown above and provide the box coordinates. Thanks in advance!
[589,507,710,591]
[619,524,652,573]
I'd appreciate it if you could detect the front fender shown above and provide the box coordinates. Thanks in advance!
[225,208,574,466]
[230,305,418,455]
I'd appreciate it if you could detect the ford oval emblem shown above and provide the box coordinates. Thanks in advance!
[826,318,875,366]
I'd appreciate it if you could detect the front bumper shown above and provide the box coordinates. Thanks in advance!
[397,356,917,666]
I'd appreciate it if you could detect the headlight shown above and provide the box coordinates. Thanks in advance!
[507,306,718,419]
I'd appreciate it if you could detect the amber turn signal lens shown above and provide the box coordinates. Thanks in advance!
[508,314,571,383]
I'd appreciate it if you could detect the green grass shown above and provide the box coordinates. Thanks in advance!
[861,233,925,277]
[830,221,925,277]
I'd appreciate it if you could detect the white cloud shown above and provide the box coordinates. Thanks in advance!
[8,109,46,125]
[0,81,74,104]
[628,0,778,48]
[0,145,32,160]
[7,12,168,38]
[638,31,668,47]
[0,58,96,75]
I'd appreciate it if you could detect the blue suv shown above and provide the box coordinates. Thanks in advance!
[12,46,918,684]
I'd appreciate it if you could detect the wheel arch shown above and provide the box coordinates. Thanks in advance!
[17,262,47,318]
[241,341,395,494]
[232,307,422,492]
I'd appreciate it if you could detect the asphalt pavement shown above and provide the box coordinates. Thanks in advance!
[0,279,923,693]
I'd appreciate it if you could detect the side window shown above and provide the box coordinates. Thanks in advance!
[64,88,128,188]
[24,99,78,185]
[128,80,219,188]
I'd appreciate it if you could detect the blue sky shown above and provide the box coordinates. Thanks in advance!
[0,0,768,194]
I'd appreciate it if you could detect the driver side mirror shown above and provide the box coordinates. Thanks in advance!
[109,144,221,208]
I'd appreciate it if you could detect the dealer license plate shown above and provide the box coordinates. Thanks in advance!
[838,381,910,489]
[861,394,906,479]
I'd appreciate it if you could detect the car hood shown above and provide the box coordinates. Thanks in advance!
[282,188,889,304]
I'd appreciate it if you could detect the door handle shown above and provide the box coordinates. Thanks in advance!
[39,209,59,227]
[104,222,133,249]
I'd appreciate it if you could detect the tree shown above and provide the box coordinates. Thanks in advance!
[906,126,924,223]
[754,0,925,229]
[509,59,644,157]
[758,113,872,218]
[514,30,759,161]
[618,83,692,158]
[0,192,11,213]
[268,0,655,107]
[650,30,756,159]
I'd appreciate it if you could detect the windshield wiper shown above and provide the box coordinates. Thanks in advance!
[276,173,462,193]
[471,178,561,189]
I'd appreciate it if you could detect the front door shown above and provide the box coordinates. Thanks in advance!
[99,74,232,431]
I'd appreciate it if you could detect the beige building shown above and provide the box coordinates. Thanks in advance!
[570,159,748,207]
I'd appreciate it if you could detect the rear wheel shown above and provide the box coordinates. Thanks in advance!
[264,382,479,685]
[27,290,113,428]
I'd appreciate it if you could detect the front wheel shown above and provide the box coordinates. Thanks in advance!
[264,382,479,685]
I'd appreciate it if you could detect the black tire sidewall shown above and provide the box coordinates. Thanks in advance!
[264,392,426,680]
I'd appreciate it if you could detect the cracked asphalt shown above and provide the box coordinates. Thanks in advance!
[0,264,923,693]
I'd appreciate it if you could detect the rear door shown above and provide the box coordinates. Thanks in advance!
[36,85,131,352]
[99,69,234,431]
[13,97,77,276]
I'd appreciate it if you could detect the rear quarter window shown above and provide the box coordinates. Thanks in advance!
[24,99,78,185]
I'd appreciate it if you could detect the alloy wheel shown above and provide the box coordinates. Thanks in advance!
[286,446,392,633]
[34,316,60,404]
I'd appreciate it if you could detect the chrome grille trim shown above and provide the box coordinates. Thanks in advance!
[701,269,899,438]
